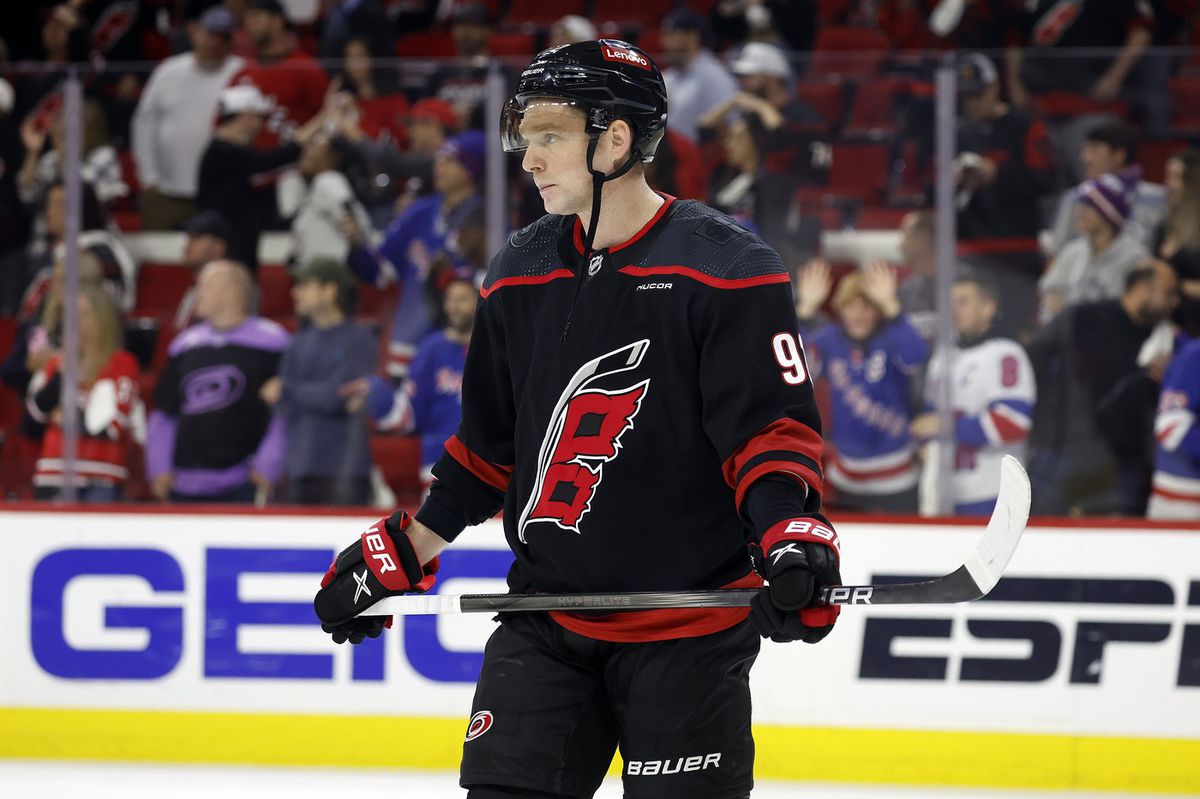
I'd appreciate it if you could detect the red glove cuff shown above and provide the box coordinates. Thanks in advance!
[362,512,438,592]
[760,516,841,565]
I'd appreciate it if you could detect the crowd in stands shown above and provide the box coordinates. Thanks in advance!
[1,0,1199,520]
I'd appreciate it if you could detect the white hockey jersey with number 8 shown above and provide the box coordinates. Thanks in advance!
[924,337,1036,511]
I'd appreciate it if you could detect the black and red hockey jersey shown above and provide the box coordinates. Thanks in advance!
[415,196,825,642]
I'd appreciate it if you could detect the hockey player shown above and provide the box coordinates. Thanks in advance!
[315,40,841,799]
[913,273,1035,515]
[1149,337,1200,519]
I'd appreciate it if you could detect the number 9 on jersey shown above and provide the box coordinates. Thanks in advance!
[772,333,809,386]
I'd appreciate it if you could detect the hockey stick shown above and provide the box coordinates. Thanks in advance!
[362,455,1030,616]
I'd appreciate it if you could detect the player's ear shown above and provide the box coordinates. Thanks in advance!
[606,119,633,168]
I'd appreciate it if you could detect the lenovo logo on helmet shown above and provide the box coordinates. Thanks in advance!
[601,46,650,71]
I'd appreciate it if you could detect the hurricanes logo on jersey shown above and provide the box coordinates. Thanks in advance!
[518,340,651,541]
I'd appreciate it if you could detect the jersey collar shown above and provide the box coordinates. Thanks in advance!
[569,193,677,263]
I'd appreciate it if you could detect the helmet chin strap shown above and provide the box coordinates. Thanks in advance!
[581,135,642,257]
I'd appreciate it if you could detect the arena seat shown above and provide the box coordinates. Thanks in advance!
[489,32,537,57]
[843,77,911,139]
[1168,77,1200,134]
[592,0,675,29]
[258,265,295,320]
[794,80,847,134]
[808,27,891,80]
[369,434,424,502]
[505,0,583,27]
[826,141,892,205]
[133,263,194,320]
[395,31,455,58]
[1138,138,1192,184]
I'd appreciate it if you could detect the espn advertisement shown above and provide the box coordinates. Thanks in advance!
[1,507,1197,792]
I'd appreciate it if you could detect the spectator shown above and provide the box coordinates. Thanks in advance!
[1149,337,1200,519]
[698,43,825,263]
[291,132,374,268]
[1006,0,1155,185]
[174,210,234,330]
[318,0,393,62]
[261,258,377,505]
[1006,0,1153,109]
[430,3,503,131]
[709,0,817,55]
[1043,122,1167,258]
[707,115,762,232]
[131,6,245,231]
[25,283,143,502]
[349,273,475,488]
[797,260,929,512]
[955,53,1056,245]
[342,130,484,379]
[1039,174,1149,322]
[196,84,325,272]
[913,273,1035,516]
[2,252,105,412]
[1153,149,1200,337]
[1028,260,1179,516]
[0,75,28,268]
[16,98,126,212]
[333,95,457,227]
[954,52,1056,336]
[546,15,597,49]
[660,9,738,143]
[880,0,1018,51]
[895,210,938,340]
[336,36,409,148]
[16,182,137,316]
[146,259,289,504]
[231,0,330,148]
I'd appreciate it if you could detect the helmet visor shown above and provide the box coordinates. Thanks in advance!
[499,96,595,153]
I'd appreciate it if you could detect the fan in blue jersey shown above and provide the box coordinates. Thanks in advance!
[343,275,475,490]
[1149,337,1200,519]
[797,259,929,512]
[341,130,484,379]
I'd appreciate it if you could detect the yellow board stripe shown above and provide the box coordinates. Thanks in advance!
[1,709,1197,794]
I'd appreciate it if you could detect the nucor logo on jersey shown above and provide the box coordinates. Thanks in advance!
[601,45,651,70]
[627,753,721,776]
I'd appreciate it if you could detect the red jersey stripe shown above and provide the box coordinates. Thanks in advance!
[988,409,1029,443]
[723,418,825,508]
[619,266,791,290]
[480,269,575,298]
[443,434,513,492]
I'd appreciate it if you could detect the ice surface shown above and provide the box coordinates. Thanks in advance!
[0,761,1177,798]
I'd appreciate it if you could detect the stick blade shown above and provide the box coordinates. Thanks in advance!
[962,454,1031,596]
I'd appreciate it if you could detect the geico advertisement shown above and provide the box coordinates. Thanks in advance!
[2,511,1198,739]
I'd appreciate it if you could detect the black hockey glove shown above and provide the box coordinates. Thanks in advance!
[313,510,438,644]
[750,514,842,644]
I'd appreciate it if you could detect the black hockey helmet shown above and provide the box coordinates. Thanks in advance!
[502,40,669,257]
[500,39,669,163]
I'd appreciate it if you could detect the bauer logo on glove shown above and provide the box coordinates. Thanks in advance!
[313,510,438,643]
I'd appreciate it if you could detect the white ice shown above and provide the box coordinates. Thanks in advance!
[0,761,1179,798]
